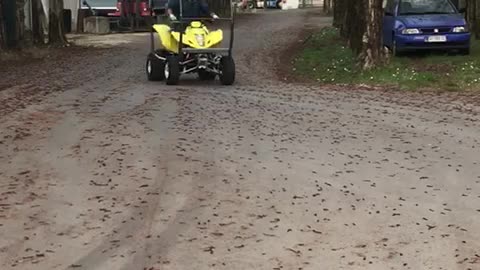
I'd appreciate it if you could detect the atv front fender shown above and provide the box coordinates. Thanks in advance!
[206,30,223,48]
[153,24,179,53]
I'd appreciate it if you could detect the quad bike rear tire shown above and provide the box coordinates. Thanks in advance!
[146,53,165,81]
[198,70,216,80]
[165,55,181,85]
[219,56,235,86]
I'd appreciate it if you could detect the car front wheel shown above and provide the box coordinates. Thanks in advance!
[460,47,470,55]
[391,39,403,57]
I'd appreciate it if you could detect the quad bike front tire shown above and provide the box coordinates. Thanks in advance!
[219,56,236,86]
[198,69,216,81]
[165,55,181,85]
[391,37,403,57]
[146,53,165,81]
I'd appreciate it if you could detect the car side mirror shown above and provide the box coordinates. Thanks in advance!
[459,7,466,13]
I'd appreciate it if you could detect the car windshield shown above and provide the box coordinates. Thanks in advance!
[399,0,456,15]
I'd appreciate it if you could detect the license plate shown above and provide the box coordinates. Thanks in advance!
[426,35,447,42]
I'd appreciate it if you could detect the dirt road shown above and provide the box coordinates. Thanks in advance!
[1,9,479,270]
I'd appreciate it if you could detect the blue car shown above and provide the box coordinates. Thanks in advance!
[383,0,471,55]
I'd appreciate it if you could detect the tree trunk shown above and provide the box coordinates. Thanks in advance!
[333,0,386,69]
[31,0,47,44]
[342,0,364,53]
[465,0,480,39]
[2,0,18,48]
[0,0,5,50]
[16,0,27,47]
[333,0,346,29]
[474,0,480,39]
[466,0,474,37]
[358,0,385,69]
[477,2,480,39]
[323,0,332,14]
[0,0,65,49]
[48,0,67,45]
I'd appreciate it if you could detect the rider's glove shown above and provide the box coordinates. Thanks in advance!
[211,13,219,19]
[169,14,177,21]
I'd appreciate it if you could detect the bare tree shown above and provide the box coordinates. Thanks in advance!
[323,0,333,14]
[465,0,480,39]
[0,0,27,49]
[359,0,386,69]
[333,0,386,69]
[48,0,67,45]
[332,0,346,29]
[32,0,48,44]
[0,0,66,50]
[0,0,5,50]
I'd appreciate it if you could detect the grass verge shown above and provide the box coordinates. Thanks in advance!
[294,27,480,91]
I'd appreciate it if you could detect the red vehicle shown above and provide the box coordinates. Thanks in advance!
[108,0,167,20]
[81,0,167,30]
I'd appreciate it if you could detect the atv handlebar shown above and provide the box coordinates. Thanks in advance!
[171,17,233,22]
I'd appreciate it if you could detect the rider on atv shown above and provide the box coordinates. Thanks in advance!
[146,0,236,85]
[167,0,219,21]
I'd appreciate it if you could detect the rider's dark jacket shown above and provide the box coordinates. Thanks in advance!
[168,0,210,18]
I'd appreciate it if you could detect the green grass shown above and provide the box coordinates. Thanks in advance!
[294,27,480,91]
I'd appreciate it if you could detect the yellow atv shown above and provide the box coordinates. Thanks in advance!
[145,6,236,85]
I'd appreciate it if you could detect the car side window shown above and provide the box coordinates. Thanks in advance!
[384,0,396,16]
